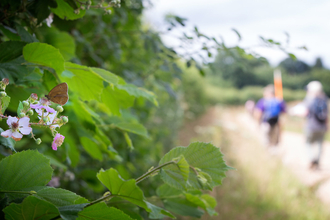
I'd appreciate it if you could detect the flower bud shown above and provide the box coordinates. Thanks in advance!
[0,91,7,97]
[19,112,25,118]
[61,116,68,123]
[56,105,64,112]
[30,93,38,100]
[36,138,42,145]
[43,117,49,123]
[27,110,34,116]
[22,101,29,107]
[2,78,9,85]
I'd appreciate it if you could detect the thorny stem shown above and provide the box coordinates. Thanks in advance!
[135,161,175,184]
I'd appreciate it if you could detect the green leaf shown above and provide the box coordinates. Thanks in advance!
[0,128,16,152]
[146,202,175,219]
[117,84,158,106]
[91,67,119,85]
[185,193,217,216]
[42,69,58,91]
[59,204,88,220]
[232,28,241,41]
[3,196,60,220]
[288,53,297,60]
[0,95,10,114]
[0,41,26,63]
[0,57,34,82]
[158,154,190,190]
[164,198,204,218]
[80,136,103,161]
[17,101,23,116]
[35,187,88,207]
[115,122,149,138]
[0,150,53,191]
[45,29,76,61]
[159,142,230,190]
[60,62,104,101]
[77,202,134,220]
[16,25,38,43]
[0,25,20,41]
[101,87,135,116]
[29,0,53,24]
[23,42,65,74]
[123,132,134,150]
[96,168,150,212]
[64,135,80,167]
[51,0,86,20]
[156,184,182,197]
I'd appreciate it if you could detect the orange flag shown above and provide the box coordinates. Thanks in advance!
[274,69,283,100]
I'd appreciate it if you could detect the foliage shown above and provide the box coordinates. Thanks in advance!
[0,0,233,219]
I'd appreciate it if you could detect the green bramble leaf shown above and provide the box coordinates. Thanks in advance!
[77,202,134,220]
[23,42,65,74]
[35,187,88,207]
[16,25,38,43]
[117,84,158,106]
[80,136,103,161]
[17,101,23,116]
[44,28,76,61]
[0,128,16,152]
[185,193,218,216]
[0,95,10,114]
[51,0,86,20]
[96,168,151,212]
[90,67,119,85]
[0,150,53,192]
[164,197,204,218]
[0,25,20,41]
[101,87,135,116]
[146,202,175,219]
[60,62,104,101]
[58,203,88,220]
[3,196,60,220]
[123,132,134,150]
[159,142,231,190]
[0,41,26,63]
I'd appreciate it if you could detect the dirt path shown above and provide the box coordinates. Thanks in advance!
[234,106,330,204]
[179,105,330,206]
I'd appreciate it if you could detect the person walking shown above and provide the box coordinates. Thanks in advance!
[303,81,328,169]
[255,85,286,147]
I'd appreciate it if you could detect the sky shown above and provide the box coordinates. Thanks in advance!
[144,0,330,68]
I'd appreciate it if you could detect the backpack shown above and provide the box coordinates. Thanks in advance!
[263,98,282,126]
[309,97,328,123]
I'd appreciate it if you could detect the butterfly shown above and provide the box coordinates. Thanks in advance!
[45,82,69,106]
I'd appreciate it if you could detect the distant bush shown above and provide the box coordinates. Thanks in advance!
[206,85,305,105]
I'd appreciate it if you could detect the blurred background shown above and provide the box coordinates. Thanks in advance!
[143,0,330,219]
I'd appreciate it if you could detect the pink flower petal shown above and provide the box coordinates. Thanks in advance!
[7,116,18,127]
[1,129,12,138]
[18,117,30,127]
[12,131,23,139]
[52,142,57,150]
[19,126,32,135]
[45,106,56,113]
[30,103,42,109]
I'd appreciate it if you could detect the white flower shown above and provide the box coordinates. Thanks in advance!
[1,116,32,141]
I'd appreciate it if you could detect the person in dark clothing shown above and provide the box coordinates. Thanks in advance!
[304,81,328,169]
